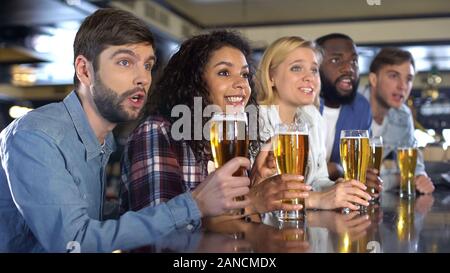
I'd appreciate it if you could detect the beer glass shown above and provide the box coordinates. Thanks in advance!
[340,130,370,211]
[210,112,249,215]
[397,141,418,199]
[368,136,383,202]
[272,122,309,221]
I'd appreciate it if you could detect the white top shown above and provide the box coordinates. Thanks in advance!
[259,105,334,192]
[371,118,385,137]
[322,105,341,162]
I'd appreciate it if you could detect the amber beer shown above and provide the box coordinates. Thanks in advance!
[397,147,418,198]
[340,130,370,212]
[368,136,383,198]
[340,137,370,183]
[274,134,309,177]
[210,113,249,214]
[370,146,383,171]
[274,133,309,207]
[273,122,309,220]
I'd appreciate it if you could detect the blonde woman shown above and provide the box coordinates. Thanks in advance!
[257,36,371,211]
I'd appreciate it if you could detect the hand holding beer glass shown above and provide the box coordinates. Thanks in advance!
[397,141,418,199]
[210,112,249,215]
[272,122,309,221]
[339,130,370,211]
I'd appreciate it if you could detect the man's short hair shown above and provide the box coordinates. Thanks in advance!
[369,47,415,74]
[73,8,154,88]
[315,33,354,48]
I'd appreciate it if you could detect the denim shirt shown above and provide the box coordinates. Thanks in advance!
[319,93,372,164]
[0,91,201,253]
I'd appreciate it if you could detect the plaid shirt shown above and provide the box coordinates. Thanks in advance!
[121,116,207,211]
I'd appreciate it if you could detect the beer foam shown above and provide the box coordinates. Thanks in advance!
[211,113,247,122]
[275,131,308,135]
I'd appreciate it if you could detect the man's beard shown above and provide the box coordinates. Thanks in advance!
[92,75,146,123]
[320,71,359,105]
[375,87,391,110]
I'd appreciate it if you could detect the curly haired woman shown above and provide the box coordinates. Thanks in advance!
[120,30,309,217]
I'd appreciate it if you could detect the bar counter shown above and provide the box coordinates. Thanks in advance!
[128,185,450,253]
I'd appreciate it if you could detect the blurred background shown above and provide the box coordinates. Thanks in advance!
[1,0,450,200]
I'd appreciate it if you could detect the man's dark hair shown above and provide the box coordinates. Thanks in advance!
[315,33,354,48]
[370,47,415,74]
[73,8,154,88]
[147,30,259,167]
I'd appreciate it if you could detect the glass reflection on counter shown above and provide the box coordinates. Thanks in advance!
[381,192,434,252]
[397,198,415,241]
[276,219,308,242]
[334,207,383,253]
[119,192,440,253]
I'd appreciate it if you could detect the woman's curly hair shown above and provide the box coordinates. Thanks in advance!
[146,30,260,169]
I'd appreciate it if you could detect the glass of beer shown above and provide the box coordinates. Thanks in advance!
[210,112,249,215]
[397,141,418,199]
[272,122,309,221]
[368,136,383,202]
[340,130,370,211]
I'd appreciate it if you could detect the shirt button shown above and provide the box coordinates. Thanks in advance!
[186,224,194,231]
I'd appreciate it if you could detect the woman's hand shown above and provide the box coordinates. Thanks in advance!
[250,142,277,186]
[247,174,311,214]
[308,180,371,210]
[366,168,383,198]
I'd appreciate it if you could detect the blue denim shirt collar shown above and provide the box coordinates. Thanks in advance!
[63,91,115,160]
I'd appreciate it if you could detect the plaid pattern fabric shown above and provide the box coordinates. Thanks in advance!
[121,116,207,211]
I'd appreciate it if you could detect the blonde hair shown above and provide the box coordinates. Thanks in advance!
[256,36,322,108]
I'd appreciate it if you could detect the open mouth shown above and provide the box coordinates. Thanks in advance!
[337,76,354,91]
[392,93,404,102]
[224,95,245,105]
[128,91,146,107]
[299,87,314,94]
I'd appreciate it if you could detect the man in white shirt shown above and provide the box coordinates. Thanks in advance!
[315,33,372,181]
[362,47,434,194]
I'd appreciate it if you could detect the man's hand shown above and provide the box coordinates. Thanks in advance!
[192,157,251,217]
[415,175,435,194]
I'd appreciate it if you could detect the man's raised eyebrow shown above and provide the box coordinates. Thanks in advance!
[329,52,343,57]
[386,69,400,75]
[145,55,157,63]
[109,49,137,59]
